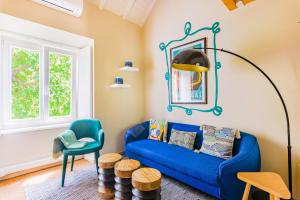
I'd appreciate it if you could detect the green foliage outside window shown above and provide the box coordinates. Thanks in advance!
[11,48,72,120]
[49,52,72,117]
[11,48,40,119]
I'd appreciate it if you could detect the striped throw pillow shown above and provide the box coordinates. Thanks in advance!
[199,125,236,159]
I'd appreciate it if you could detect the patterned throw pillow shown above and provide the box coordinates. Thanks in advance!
[148,119,166,141]
[199,125,236,159]
[168,129,196,150]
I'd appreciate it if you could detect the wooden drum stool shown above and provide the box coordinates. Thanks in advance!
[98,153,122,199]
[132,168,161,200]
[114,159,140,200]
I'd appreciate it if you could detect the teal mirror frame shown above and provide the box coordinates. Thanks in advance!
[159,21,222,116]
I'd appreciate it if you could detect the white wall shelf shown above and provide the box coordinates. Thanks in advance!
[110,84,131,88]
[120,66,139,72]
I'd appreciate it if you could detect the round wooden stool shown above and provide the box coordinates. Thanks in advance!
[98,153,122,199]
[114,159,140,200]
[132,168,161,200]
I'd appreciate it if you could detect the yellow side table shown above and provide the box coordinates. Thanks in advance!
[238,172,291,200]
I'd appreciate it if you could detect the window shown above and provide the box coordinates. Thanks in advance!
[11,46,41,120]
[48,51,73,117]
[1,38,77,129]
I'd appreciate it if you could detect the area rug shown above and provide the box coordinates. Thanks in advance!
[24,166,215,200]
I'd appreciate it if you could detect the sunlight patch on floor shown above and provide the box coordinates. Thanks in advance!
[22,171,56,187]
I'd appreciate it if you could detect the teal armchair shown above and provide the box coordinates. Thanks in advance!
[61,119,104,187]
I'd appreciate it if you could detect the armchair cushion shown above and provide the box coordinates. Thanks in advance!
[63,141,101,156]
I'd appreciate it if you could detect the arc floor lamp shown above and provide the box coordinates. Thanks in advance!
[172,48,293,198]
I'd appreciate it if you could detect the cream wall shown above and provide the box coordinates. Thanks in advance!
[0,0,144,168]
[1,0,300,198]
[143,0,300,198]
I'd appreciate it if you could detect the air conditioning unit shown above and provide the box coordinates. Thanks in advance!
[32,0,83,17]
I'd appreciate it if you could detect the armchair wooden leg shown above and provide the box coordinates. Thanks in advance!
[95,151,100,175]
[61,155,68,187]
[70,155,75,171]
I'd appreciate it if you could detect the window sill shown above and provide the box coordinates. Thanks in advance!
[0,123,69,135]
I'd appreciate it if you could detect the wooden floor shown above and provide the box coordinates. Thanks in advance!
[0,159,91,200]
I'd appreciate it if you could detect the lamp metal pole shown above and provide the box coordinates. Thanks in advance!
[195,47,292,198]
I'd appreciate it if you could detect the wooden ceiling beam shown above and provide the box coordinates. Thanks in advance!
[122,0,136,20]
[222,0,237,11]
[222,0,255,11]
[241,0,255,5]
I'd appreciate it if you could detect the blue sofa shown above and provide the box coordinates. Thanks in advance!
[124,121,261,200]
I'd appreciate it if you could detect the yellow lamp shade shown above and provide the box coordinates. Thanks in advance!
[171,49,210,72]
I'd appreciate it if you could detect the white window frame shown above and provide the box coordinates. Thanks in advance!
[1,37,78,130]
[44,47,77,124]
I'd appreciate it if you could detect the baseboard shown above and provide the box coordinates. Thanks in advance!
[0,155,83,180]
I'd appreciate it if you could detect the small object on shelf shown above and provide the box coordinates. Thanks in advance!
[124,61,133,67]
[111,77,130,87]
[120,60,139,72]
[110,84,131,88]
[115,77,124,84]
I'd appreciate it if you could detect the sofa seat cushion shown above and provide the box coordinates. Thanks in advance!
[126,139,224,186]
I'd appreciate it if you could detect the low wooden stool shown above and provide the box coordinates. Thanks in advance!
[98,153,122,199]
[114,159,141,200]
[132,168,161,200]
[238,172,291,200]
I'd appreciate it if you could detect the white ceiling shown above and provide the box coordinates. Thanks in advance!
[87,0,156,27]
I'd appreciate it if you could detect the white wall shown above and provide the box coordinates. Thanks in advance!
[0,128,65,176]
[143,0,300,198]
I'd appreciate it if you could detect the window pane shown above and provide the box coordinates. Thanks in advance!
[49,52,72,117]
[11,47,40,120]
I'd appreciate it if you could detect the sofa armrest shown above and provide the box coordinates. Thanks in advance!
[218,134,261,200]
[124,121,149,145]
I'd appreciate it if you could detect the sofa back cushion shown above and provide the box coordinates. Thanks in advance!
[166,122,203,149]
[158,121,248,155]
